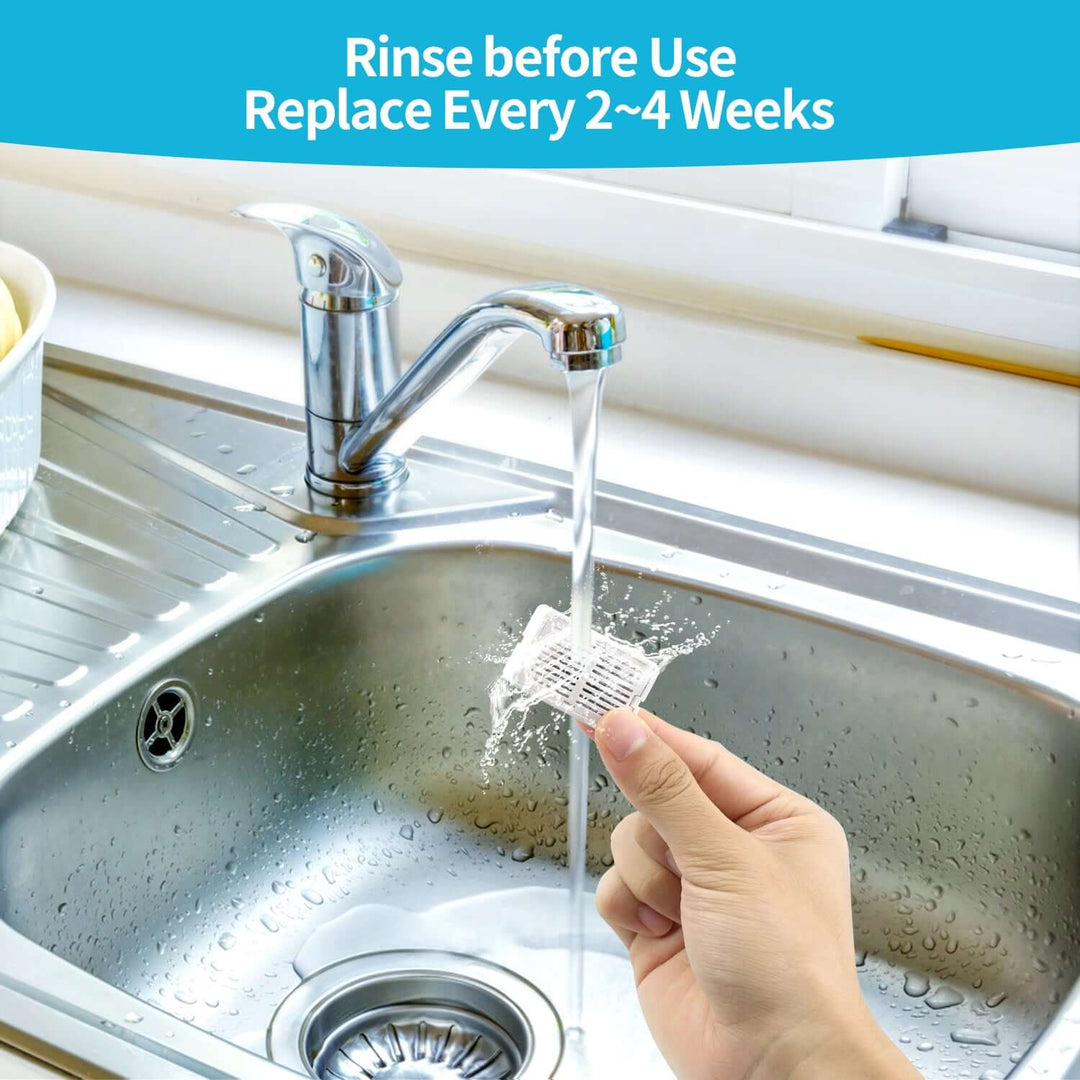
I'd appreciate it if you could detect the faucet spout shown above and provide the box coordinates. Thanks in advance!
[338,283,624,486]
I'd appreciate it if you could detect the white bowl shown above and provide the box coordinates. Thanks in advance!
[0,241,55,531]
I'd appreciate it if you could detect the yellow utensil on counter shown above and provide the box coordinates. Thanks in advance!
[0,276,23,360]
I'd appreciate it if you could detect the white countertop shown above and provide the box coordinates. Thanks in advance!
[0,1045,66,1079]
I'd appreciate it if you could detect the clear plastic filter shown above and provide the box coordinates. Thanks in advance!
[501,605,661,728]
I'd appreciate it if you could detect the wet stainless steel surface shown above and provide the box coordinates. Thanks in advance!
[0,350,1077,1078]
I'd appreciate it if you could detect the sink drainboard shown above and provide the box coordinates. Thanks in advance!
[267,951,564,1079]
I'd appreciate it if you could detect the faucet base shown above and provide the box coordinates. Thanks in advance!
[306,454,409,500]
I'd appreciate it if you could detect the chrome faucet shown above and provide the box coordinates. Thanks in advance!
[234,203,625,498]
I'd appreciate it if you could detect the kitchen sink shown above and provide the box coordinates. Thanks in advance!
[0,350,1077,1078]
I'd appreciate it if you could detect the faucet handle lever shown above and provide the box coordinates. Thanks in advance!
[233,202,402,308]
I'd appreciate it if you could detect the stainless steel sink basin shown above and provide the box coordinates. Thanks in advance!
[0,351,1077,1079]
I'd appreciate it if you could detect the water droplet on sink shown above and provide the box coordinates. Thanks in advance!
[233,501,265,513]
[427,809,444,824]
[216,444,233,455]
[174,989,196,1005]
[511,845,534,863]
[57,902,68,916]
[236,464,256,476]
[373,799,384,814]
[295,530,316,544]
[925,986,964,1009]
[254,613,265,624]
[986,991,1007,1008]
[951,1025,999,1046]
[123,1012,143,1024]
[225,860,238,875]
[301,888,323,906]
[704,678,719,689]
[218,932,236,951]
[31,585,44,596]
[545,509,564,523]
[904,973,930,997]
[270,484,295,497]
[399,824,414,841]
[260,914,280,933]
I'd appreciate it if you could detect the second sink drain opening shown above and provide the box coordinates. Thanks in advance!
[267,950,563,1079]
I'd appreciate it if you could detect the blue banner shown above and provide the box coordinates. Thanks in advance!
[2,1,1077,166]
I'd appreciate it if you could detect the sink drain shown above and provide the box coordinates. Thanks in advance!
[268,951,563,1079]
[136,679,195,771]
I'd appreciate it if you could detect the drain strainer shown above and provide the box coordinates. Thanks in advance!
[268,951,563,1079]
[136,679,195,771]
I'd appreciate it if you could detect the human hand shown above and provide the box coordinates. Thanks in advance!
[590,707,920,1080]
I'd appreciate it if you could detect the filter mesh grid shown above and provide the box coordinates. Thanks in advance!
[501,605,660,727]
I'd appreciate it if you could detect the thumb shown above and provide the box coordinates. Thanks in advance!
[594,708,738,867]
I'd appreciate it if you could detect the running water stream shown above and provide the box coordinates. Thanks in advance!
[563,367,608,1064]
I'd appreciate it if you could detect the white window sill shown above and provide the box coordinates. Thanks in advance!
[45,282,1080,603]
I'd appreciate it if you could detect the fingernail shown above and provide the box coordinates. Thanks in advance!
[597,709,648,761]
[665,849,681,876]
[637,905,673,935]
